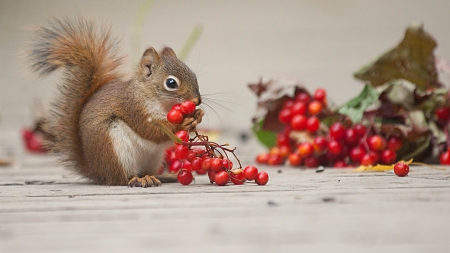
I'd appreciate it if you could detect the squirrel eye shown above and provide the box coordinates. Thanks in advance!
[164,76,179,91]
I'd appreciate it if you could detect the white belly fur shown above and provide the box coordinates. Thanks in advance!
[109,120,172,178]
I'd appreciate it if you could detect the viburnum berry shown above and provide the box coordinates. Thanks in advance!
[329,122,346,141]
[174,145,189,160]
[308,100,323,115]
[353,123,367,138]
[393,162,409,177]
[327,140,343,155]
[267,154,284,165]
[207,171,216,183]
[167,109,184,124]
[283,100,295,109]
[180,101,196,115]
[255,171,269,185]
[333,160,348,168]
[291,101,307,115]
[214,171,229,186]
[177,169,193,185]
[387,136,403,151]
[210,158,224,172]
[439,151,450,165]
[243,165,258,181]
[256,153,269,164]
[314,88,326,102]
[201,158,212,171]
[295,92,310,104]
[288,153,302,166]
[349,147,366,163]
[222,158,233,170]
[304,156,319,168]
[181,160,192,171]
[276,133,290,147]
[175,130,189,144]
[381,149,397,164]
[290,114,307,130]
[306,116,320,133]
[312,136,328,155]
[230,170,246,185]
[172,104,182,111]
[298,143,314,158]
[367,135,387,152]
[278,108,293,124]
[190,157,202,171]
[344,128,358,146]
[435,107,450,121]
[169,160,182,173]
[361,153,376,166]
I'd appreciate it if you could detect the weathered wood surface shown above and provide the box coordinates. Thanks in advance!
[1,124,450,253]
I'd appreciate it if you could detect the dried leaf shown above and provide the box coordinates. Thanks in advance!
[354,24,440,90]
[352,159,413,172]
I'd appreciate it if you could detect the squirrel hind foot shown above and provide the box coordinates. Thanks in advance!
[128,175,162,188]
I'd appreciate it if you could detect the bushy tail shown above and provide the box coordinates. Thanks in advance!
[28,17,123,177]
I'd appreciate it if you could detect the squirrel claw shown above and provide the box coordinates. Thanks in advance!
[181,109,204,131]
[128,175,162,188]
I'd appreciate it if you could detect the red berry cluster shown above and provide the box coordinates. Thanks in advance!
[164,101,269,186]
[256,88,404,168]
[435,106,450,165]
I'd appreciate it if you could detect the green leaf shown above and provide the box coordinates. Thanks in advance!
[252,119,277,148]
[338,85,379,123]
[354,24,440,90]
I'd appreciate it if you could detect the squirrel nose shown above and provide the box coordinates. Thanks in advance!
[191,97,201,105]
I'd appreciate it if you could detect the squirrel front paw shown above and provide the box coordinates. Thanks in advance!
[180,108,204,131]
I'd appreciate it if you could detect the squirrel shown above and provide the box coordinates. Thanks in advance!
[27,17,204,187]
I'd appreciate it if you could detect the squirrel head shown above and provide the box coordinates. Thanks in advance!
[137,47,201,111]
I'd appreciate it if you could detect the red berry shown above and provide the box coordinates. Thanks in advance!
[439,151,450,165]
[169,160,182,173]
[298,143,314,158]
[214,171,229,186]
[255,171,269,185]
[333,160,347,168]
[361,153,376,166]
[276,133,290,146]
[290,114,307,130]
[381,149,397,164]
[288,153,302,166]
[304,156,319,168]
[210,158,224,172]
[267,154,284,165]
[177,169,193,185]
[167,109,184,124]
[222,158,233,170]
[256,153,269,164]
[353,123,367,138]
[435,107,450,121]
[243,165,258,181]
[172,104,182,111]
[349,147,366,163]
[278,109,293,124]
[181,160,192,171]
[196,169,207,175]
[368,135,387,152]
[306,116,320,133]
[312,136,328,155]
[387,136,403,151]
[393,162,409,177]
[175,130,189,144]
[344,128,358,146]
[207,171,216,183]
[295,92,311,104]
[230,171,245,185]
[329,122,346,141]
[180,101,196,115]
[314,88,326,102]
[174,145,189,160]
[308,100,323,115]
[327,140,343,155]
[190,157,202,171]
[291,101,307,116]
[201,158,212,171]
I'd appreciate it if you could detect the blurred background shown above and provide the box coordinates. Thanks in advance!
[1,0,450,132]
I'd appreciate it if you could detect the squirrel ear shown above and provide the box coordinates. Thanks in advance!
[140,47,160,78]
[161,47,177,58]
